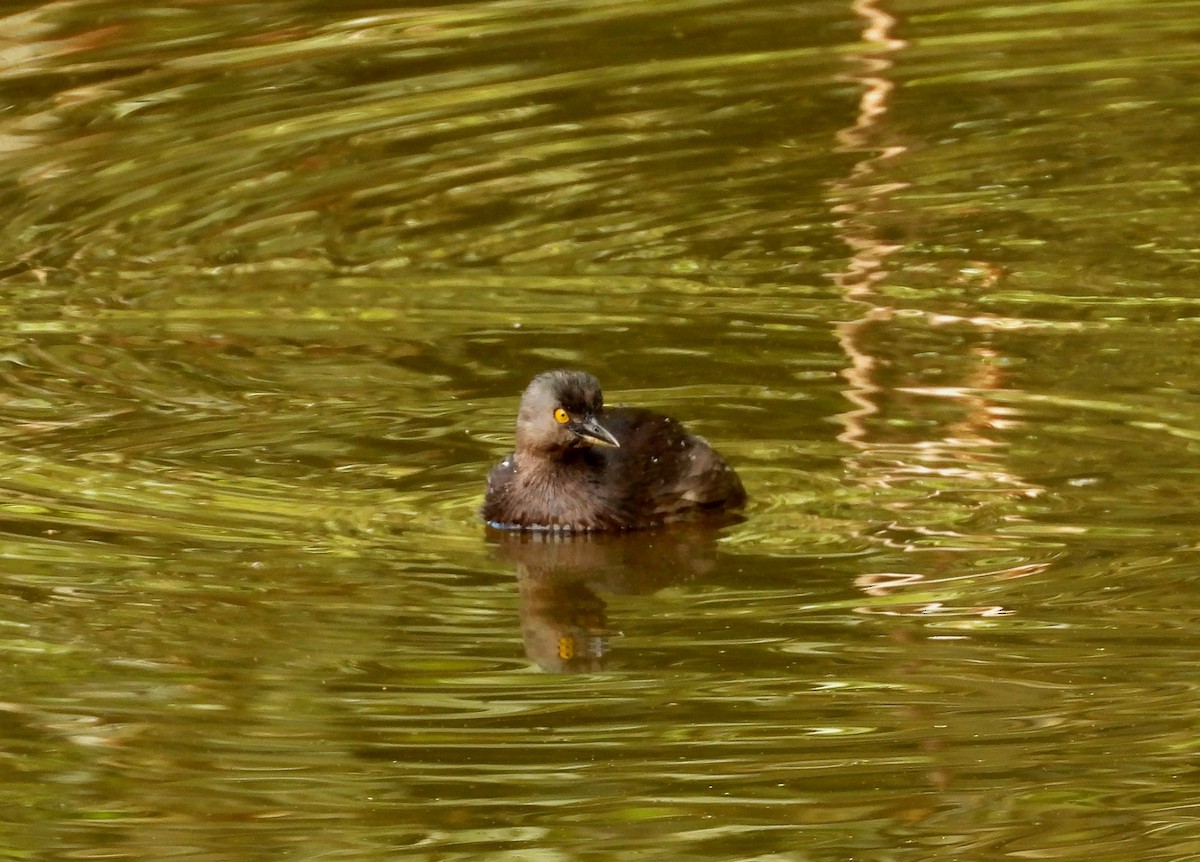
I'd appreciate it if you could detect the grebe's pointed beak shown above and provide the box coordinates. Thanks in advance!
[574,415,620,448]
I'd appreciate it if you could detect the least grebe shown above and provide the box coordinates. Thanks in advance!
[483,370,746,531]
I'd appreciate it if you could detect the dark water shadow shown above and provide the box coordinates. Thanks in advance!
[487,523,739,673]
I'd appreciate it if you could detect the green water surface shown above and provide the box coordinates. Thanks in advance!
[2,0,1199,859]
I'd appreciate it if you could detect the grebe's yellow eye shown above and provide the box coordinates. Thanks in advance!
[553,407,570,425]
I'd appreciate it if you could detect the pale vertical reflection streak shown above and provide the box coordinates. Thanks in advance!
[827,0,1044,607]
[829,0,907,448]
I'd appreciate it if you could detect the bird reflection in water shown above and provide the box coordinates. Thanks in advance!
[487,523,735,673]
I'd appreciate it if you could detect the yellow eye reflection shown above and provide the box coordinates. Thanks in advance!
[553,407,570,424]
